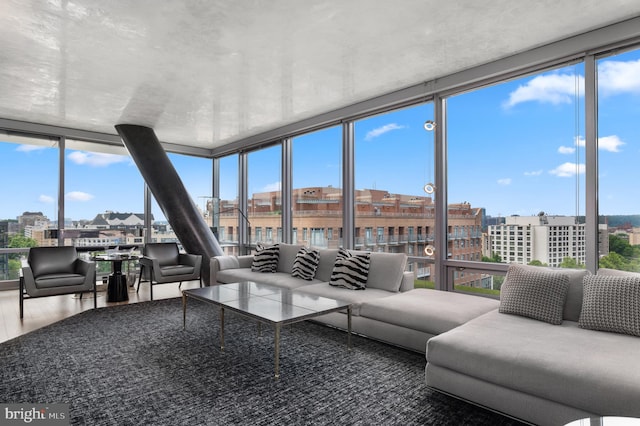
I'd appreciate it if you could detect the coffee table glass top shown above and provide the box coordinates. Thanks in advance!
[183,281,350,324]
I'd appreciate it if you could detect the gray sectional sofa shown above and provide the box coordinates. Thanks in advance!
[210,243,499,353]
[425,265,640,425]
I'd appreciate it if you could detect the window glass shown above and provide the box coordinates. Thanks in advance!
[150,153,212,249]
[64,140,144,249]
[0,133,58,280]
[597,47,640,272]
[216,154,239,255]
[292,126,342,248]
[448,63,585,295]
[354,103,435,292]
[248,145,282,245]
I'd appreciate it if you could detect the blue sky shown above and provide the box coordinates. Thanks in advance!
[2,50,640,221]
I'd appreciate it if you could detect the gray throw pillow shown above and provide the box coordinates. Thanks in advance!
[251,243,279,273]
[329,248,370,290]
[291,247,320,281]
[499,264,570,325]
[579,275,640,337]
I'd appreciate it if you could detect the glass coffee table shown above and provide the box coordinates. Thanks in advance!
[182,281,352,378]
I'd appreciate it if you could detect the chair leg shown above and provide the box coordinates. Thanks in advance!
[136,265,144,293]
[19,276,24,319]
[150,281,153,301]
[178,282,182,289]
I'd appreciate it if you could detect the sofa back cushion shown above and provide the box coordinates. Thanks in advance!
[560,268,591,321]
[314,249,339,282]
[365,252,408,292]
[277,243,305,273]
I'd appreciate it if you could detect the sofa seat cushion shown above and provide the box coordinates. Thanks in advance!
[292,282,393,316]
[360,289,499,335]
[216,270,322,289]
[426,310,640,415]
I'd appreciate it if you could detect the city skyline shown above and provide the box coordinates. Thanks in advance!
[2,50,639,221]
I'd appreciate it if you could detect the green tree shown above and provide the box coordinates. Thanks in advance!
[609,234,635,258]
[559,257,585,269]
[8,235,38,249]
[527,259,548,266]
[481,252,502,263]
[599,252,627,270]
[7,235,38,260]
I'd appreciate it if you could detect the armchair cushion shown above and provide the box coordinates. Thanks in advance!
[28,246,77,277]
[144,243,180,266]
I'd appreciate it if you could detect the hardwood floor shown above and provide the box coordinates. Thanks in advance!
[0,280,203,344]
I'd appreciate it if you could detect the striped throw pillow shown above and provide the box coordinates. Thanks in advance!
[251,243,279,273]
[329,248,370,290]
[291,247,320,280]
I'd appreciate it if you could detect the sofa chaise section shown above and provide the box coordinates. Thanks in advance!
[357,289,500,353]
[425,265,640,425]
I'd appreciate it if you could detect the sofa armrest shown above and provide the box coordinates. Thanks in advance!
[399,271,414,292]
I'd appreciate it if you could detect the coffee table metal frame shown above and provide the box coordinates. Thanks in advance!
[182,281,352,378]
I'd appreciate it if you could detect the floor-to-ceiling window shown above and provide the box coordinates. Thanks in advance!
[64,139,144,250]
[0,132,59,280]
[354,103,435,286]
[150,153,212,248]
[247,145,282,246]
[292,126,342,248]
[216,154,240,255]
[447,63,586,294]
[597,46,640,272]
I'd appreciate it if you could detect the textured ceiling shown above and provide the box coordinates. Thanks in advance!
[1,0,640,150]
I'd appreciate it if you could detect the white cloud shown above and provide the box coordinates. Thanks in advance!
[504,59,640,108]
[598,59,640,96]
[497,178,511,186]
[364,123,405,141]
[503,73,584,108]
[261,181,281,192]
[39,194,54,203]
[598,135,625,152]
[558,146,575,154]
[524,170,543,176]
[65,191,94,201]
[16,144,47,152]
[574,135,624,152]
[67,151,128,167]
[549,162,585,177]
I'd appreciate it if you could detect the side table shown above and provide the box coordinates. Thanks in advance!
[91,254,139,302]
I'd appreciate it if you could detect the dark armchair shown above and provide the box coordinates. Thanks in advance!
[20,246,97,318]
[137,243,202,300]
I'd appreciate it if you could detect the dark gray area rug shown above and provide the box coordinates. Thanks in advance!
[0,298,526,425]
